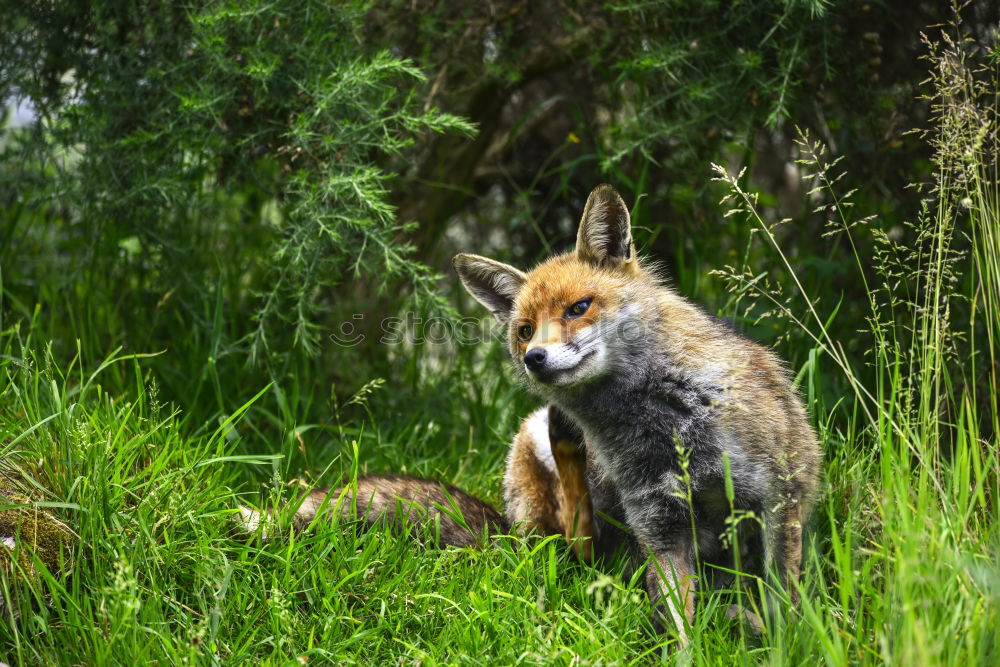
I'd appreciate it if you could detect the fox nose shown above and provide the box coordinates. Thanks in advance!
[524,347,548,372]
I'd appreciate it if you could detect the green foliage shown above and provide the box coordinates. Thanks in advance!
[1,3,999,664]
[710,29,1000,662]
[1,0,472,363]
[4,1,995,423]
[609,0,835,161]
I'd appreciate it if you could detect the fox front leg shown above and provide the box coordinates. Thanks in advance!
[618,481,699,646]
[548,405,594,562]
[644,544,697,647]
[504,408,563,537]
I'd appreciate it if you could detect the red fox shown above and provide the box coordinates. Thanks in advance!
[454,184,822,643]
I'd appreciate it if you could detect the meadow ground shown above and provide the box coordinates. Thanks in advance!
[2,141,998,664]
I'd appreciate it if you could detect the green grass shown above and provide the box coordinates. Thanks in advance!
[2,159,998,664]
[1,244,997,664]
[2,33,999,667]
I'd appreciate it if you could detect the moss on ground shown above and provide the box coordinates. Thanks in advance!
[0,477,75,615]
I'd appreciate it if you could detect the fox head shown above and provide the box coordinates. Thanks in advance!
[454,184,655,392]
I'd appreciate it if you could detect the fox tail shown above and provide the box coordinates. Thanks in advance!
[238,474,509,548]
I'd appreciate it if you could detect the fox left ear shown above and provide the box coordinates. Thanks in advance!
[575,184,635,268]
[453,253,527,323]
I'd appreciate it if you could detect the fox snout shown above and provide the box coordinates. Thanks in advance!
[522,338,602,386]
[524,347,547,371]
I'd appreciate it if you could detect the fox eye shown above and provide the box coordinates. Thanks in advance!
[517,323,534,342]
[566,299,592,319]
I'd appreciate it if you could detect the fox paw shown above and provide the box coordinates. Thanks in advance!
[725,604,764,636]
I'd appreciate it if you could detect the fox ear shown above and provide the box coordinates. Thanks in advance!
[453,253,527,322]
[575,184,635,267]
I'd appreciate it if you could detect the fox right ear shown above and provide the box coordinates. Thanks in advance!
[453,254,527,322]
[576,184,635,268]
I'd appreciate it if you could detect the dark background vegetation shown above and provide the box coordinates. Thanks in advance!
[2,0,998,483]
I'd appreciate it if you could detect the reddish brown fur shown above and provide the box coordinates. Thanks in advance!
[503,409,596,561]
[551,439,594,562]
[503,426,562,537]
